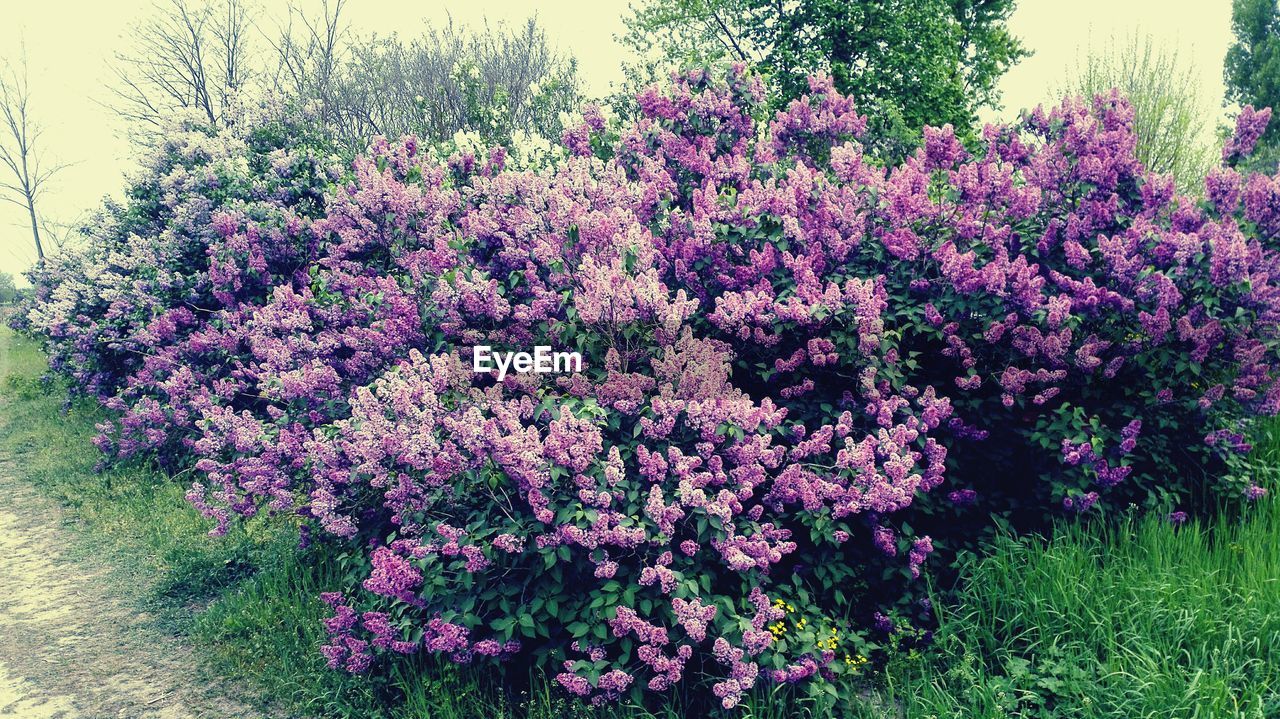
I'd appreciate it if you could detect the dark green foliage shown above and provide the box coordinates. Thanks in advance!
[621,0,1027,159]
[1226,0,1280,169]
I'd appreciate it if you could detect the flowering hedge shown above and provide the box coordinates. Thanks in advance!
[20,107,338,433]
[17,69,1280,711]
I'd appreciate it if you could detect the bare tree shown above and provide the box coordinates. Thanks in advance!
[307,17,580,150]
[112,0,579,151]
[265,0,350,124]
[111,0,257,130]
[0,50,68,264]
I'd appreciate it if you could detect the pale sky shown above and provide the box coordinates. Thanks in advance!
[0,0,1237,282]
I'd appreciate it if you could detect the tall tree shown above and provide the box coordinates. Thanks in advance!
[622,0,1027,158]
[0,50,67,264]
[1225,0,1280,161]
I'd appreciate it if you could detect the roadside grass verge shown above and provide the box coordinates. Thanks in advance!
[0,327,288,625]
[0,327,377,716]
[870,474,1280,718]
[4,325,1279,718]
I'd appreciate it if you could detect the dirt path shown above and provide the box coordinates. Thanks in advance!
[0,469,269,719]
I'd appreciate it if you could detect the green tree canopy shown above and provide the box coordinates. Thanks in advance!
[622,0,1027,157]
[1225,0,1280,150]
[0,272,16,305]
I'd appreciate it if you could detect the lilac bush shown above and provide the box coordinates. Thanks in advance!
[17,68,1280,711]
[20,105,338,421]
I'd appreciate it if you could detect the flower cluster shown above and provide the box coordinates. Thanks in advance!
[17,67,1280,712]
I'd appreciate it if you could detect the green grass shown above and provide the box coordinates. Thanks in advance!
[0,328,387,715]
[0,327,295,628]
[3,324,1279,719]
[870,491,1280,718]
[1252,416,1280,485]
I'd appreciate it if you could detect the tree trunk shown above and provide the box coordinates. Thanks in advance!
[26,194,43,262]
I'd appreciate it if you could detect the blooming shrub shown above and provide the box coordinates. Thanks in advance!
[19,105,338,427]
[18,68,1280,711]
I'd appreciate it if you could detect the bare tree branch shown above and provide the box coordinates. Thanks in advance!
[39,212,87,254]
[0,46,69,264]
[109,0,259,135]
